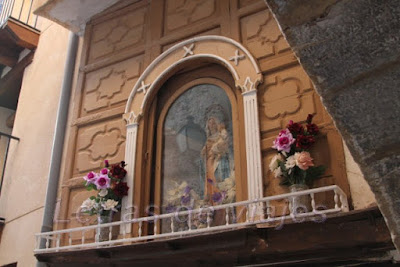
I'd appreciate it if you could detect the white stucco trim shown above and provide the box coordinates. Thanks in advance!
[125,35,262,113]
[123,36,264,226]
[140,54,240,110]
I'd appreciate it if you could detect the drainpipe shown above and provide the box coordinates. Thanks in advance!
[37,32,78,266]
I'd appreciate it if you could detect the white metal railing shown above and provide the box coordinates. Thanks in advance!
[0,0,38,29]
[34,185,349,254]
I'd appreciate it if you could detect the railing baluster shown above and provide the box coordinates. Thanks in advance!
[339,194,349,212]
[153,218,157,236]
[81,230,85,244]
[259,202,265,221]
[138,221,142,237]
[5,0,12,20]
[122,222,126,239]
[207,209,211,228]
[225,207,229,225]
[188,210,192,230]
[266,200,271,220]
[310,193,316,212]
[27,0,33,25]
[56,234,60,248]
[45,236,49,249]
[246,204,249,223]
[10,0,15,17]
[170,216,174,233]
[288,198,293,217]
[334,189,339,209]
[68,233,72,246]
[95,224,100,243]
[34,14,38,28]
[18,0,24,20]
[0,0,6,23]
[251,203,257,222]
[109,225,112,241]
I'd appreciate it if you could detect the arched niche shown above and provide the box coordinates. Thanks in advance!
[122,36,263,232]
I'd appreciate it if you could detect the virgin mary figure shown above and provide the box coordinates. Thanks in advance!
[200,116,231,203]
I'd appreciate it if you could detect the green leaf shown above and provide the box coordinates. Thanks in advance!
[307,165,326,180]
[86,183,97,191]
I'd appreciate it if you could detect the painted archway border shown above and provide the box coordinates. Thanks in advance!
[122,36,263,232]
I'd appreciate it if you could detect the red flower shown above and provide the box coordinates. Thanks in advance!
[296,135,315,149]
[113,182,129,197]
[110,163,127,179]
[306,123,319,135]
[287,120,304,135]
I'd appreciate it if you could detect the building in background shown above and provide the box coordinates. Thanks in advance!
[0,0,397,266]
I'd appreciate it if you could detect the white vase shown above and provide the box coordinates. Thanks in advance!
[289,184,311,214]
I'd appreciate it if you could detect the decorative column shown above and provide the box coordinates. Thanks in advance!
[121,111,141,234]
[242,77,263,202]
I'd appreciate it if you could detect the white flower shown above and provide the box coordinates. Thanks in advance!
[285,155,297,170]
[99,189,108,197]
[269,154,283,172]
[217,177,235,192]
[273,167,283,178]
[81,198,96,211]
[102,199,119,211]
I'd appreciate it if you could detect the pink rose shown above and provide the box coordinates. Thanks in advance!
[100,168,109,175]
[95,174,111,189]
[83,171,97,185]
[295,152,314,170]
[272,129,296,153]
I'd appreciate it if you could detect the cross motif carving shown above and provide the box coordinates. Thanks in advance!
[183,43,195,58]
[229,49,245,66]
[137,81,150,95]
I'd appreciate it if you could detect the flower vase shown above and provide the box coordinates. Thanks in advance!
[289,184,311,214]
[97,213,113,242]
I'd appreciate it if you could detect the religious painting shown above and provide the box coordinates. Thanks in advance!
[161,84,236,220]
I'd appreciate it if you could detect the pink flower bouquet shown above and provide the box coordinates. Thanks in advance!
[80,160,129,216]
[269,114,326,186]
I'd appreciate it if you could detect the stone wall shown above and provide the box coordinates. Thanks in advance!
[265,0,400,250]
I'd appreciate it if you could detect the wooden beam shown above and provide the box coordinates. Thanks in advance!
[0,51,34,95]
[5,18,40,50]
[0,45,19,67]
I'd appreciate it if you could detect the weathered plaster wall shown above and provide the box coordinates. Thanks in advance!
[344,142,376,209]
[0,17,73,266]
[265,0,400,250]
[0,107,14,195]
[34,0,122,34]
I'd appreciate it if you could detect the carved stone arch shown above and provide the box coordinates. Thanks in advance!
[121,36,263,232]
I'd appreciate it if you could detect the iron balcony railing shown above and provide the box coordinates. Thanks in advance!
[0,0,38,29]
[34,185,349,254]
[0,131,19,197]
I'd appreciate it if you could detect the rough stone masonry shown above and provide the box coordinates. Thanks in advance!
[264,0,400,251]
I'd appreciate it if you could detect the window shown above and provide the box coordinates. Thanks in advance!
[138,64,248,230]
[159,83,236,212]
